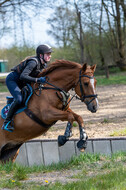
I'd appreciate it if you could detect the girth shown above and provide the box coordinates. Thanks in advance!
[24,108,56,129]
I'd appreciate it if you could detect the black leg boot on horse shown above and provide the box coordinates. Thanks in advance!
[58,122,72,146]
[2,100,20,132]
[77,125,88,152]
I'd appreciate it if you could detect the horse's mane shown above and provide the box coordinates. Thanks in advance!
[40,59,80,76]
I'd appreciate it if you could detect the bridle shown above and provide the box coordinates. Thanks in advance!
[77,69,98,105]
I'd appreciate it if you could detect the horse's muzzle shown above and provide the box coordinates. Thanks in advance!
[87,100,99,113]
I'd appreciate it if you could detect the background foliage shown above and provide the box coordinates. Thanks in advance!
[0,0,126,76]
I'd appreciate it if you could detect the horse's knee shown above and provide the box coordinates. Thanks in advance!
[76,115,84,126]
[67,112,75,123]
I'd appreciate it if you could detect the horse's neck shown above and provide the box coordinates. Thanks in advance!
[49,69,78,92]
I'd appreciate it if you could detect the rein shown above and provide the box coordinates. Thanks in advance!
[33,81,70,110]
[33,81,69,99]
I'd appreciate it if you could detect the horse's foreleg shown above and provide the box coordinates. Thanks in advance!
[66,108,88,152]
[46,107,87,149]
[64,122,72,138]
[58,122,72,146]
[77,125,88,152]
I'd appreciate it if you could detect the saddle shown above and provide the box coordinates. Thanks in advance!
[1,84,33,120]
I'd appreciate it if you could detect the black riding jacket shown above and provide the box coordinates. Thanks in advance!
[11,56,45,83]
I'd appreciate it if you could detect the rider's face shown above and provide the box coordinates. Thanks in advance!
[44,53,51,62]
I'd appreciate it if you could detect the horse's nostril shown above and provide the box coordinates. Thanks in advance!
[92,105,97,112]
[93,105,96,110]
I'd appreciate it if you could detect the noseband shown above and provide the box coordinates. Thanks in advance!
[78,70,98,105]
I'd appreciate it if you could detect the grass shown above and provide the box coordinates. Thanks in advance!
[102,118,109,123]
[0,152,126,189]
[13,165,28,180]
[50,168,126,190]
[96,71,126,86]
[73,121,78,127]
[110,128,126,137]
[0,82,8,92]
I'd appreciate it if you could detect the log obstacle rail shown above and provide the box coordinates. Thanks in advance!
[16,137,126,166]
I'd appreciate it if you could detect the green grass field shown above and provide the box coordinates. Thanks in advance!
[96,72,126,86]
[0,82,8,92]
[0,152,126,189]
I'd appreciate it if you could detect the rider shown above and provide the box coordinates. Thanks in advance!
[2,44,52,132]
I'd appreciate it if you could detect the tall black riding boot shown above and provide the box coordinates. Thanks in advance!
[2,100,19,132]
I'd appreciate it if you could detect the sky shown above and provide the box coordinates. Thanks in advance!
[0,8,56,48]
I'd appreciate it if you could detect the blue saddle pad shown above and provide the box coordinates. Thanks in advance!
[1,84,33,120]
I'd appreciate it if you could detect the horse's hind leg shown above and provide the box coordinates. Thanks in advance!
[0,143,22,163]
[58,122,72,146]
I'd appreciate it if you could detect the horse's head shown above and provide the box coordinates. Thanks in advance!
[75,63,99,113]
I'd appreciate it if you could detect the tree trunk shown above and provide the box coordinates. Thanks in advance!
[115,0,126,70]
[74,2,84,64]
[102,0,126,70]
[99,1,109,78]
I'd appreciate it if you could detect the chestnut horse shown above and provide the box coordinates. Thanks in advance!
[0,60,98,163]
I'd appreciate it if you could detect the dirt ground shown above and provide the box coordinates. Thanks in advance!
[0,84,126,139]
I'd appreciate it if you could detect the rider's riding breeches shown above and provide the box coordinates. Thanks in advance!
[6,71,23,104]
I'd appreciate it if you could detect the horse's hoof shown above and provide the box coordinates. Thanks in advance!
[58,135,69,147]
[77,139,87,151]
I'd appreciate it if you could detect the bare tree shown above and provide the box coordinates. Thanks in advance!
[74,2,84,64]
[47,6,74,48]
[102,0,126,70]
[0,0,45,46]
[99,1,109,78]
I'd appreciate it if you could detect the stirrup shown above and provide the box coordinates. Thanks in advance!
[2,121,14,132]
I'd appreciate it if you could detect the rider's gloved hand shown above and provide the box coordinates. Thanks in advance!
[37,76,46,83]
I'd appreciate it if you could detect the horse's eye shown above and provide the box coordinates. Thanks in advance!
[84,82,88,87]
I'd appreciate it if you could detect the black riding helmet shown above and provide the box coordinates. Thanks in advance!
[36,44,53,57]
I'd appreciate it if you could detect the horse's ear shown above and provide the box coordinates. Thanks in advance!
[82,63,87,72]
[91,64,96,72]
